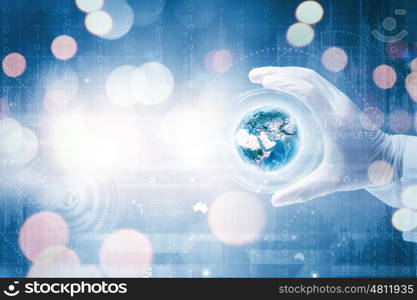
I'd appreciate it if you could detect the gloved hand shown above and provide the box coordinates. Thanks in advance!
[248,66,407,207]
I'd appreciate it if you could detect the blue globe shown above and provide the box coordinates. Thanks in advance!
[234,106,300,172]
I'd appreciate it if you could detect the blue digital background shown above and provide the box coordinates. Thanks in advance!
[0,0,417,278]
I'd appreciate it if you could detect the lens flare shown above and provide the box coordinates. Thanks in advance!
[99,229,153,277]
[19,211,69,262]
[295,1,324,25]
[2,52,26,78]
[208,191,266,245]
[286,23,314,48]
[48,112,145,173]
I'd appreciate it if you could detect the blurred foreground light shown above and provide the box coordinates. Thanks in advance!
[51,35,77,61]
[19,211,69,262]
[44,67,79,99]
[101,0,134,40]
[321,47,348,73]
[402,185,417,209]
[389,109,409,133]
[107,62,174,107]
[85,10,113,36]
[48,112,145,173]
[0,118,23,156]
[106,65,139,107]
[391,208,417,232]
[367,160,394,186]
[44,89,71,113]
[76,0,104,13]
[2,52,26,78]
[0,98,9,118]
[405,72,417,102]
[27,246,80,277]
[286,23,314,48]
[373,64,397,89]
[360,106,385,131]
[99,229,152,277]
[133,62,174,105]
[9,127,39,165]
[161,105,213,166]
[208,191,266,245]
[295,1,324,25]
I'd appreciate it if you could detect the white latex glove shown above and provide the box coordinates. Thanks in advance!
[249,66,406,207]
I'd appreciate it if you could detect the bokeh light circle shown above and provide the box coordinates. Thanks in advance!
[85,10,113,36]
[391,208,417,232]
[208,191,266,245]
[76,0,104,13]
[286,23,314,48]
[9,127,39,165]
[28,246,80,277]
[19,211,69,262]
[367,160,394,186]
[295,1,324,25]
[101,0,134,40]
[402,185,417,209]
[99,229,153,277]
[106,65,139,107]
[2,52,26,78]
[0,117,24,156]
[44,66,79,99]
[360,106,385,131]
[405,72,417,101]
[44,89,71,113]
[204,49,233,73]
[389,109,409,133]
[321,47,348,73]
[51,35,77,61]
[133,62,175,105]
[372,64,397,89]
[410,59,417,72]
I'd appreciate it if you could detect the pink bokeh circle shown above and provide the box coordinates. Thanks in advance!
[2,52,26,78]
[99,229,152,277]
[51,35,78,60]
[19,211,69,262]
[372,64,397,89]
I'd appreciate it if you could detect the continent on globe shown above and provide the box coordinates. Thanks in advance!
[234,106,299,172]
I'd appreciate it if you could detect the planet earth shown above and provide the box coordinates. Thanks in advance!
[234,106,300,172]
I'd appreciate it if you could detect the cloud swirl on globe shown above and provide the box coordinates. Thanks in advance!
[235,106,299,172]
